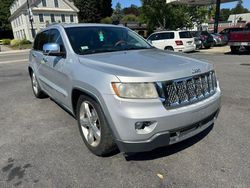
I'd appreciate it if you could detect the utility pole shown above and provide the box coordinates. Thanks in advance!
[214,0,221,33]
[27,0,35,39]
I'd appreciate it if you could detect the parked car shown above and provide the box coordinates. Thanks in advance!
[147,30,196,52]
[193,36,202,50]
[29,24,221,156]
[228,23,250,54]
[211,33,228,46]
[191,31,214,49]
[219,27,244,41]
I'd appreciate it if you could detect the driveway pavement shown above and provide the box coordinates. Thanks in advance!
[0,51,249,188]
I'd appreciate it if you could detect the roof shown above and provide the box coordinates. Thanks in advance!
[228,13,250,22]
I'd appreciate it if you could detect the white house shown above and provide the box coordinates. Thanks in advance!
[9,0,79,41]
[228,13,250,24]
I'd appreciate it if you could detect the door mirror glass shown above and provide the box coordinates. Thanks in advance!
[43,43,64,56]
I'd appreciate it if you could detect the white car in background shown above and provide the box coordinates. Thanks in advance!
[147,31,196,53]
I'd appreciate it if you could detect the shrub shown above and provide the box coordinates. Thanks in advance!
[100,17,113,24]
[20,39,32,45]
[1,39,11,45]
[10,39,21,47]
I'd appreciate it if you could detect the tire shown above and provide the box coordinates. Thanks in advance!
[76,95,117,156]
[30,71,47,98]
[230,46,240,54]
[245,46,250,53]
[164,46,174,51]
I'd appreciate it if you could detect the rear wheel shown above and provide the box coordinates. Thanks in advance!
[230,46,240,54]
[30,71,46,98]
[164,46,174,51]
[76,95,116,156]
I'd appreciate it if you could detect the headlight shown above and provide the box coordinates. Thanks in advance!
[111,82,158,99]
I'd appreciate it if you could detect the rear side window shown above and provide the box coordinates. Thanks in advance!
[161,32,174,39]
[179,31,192,38]
[148,33,161,41]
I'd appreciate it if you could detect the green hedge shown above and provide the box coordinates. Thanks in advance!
[0,39,11,45]
[10,39,32,47]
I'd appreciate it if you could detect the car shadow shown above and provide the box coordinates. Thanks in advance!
[224,51,250,55]
[125,124,214,161]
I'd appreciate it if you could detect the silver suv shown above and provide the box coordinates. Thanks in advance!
[29,24,221,156]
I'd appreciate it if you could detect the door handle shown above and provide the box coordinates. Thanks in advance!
[32,53,37,58]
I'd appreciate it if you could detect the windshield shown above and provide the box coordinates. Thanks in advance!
[65,26,152,55]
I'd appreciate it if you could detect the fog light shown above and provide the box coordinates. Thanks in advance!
[135,121,157,134]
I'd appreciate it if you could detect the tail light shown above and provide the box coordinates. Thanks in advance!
[175,40,183,45]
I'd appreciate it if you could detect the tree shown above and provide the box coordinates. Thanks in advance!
[220,8,231,21]
[231,0,249,14]
[140,0,193,31]
[0,0,13,31]
[123,4,140,16]
[73,0,112,23]
[112,3,123,23]
[121,14,139,23]
[100,17,112,24]
[99,0,113,18]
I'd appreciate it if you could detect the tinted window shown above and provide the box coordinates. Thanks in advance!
[179,31,192,38]
[37,30,49,51]
[33,33,40,50]
[49,29,65,52]
[148,33,161,41]
[161,32,174,39]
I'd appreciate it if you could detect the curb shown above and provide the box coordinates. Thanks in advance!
[0,49,30,54]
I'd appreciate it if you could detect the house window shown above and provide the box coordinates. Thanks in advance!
[42,0,47,7]
[54,0,59,7]
[70,15,74,23]
[51,14,55,23]
[61,14,65,22]
[39,14,44,23]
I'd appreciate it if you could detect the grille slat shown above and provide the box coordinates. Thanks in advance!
[163,71,217,109]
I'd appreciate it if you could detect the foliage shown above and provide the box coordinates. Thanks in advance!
[20,39,32,45]
[220,8,231,21]
[123,4,140,16]
[1,38,11,45]
[100,17,112,24]
[112,2,123,22]
[141,0,197,30]
[121,14,139,23]
[188,6,208,25]
[73,0,112,23]
[0,0,13,31]
[231,0,249,15]
[10,39,21,47]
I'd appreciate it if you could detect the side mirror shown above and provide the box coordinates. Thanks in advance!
[43,43,65,57]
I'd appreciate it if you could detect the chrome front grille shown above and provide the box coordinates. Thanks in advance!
[163,71,217,108]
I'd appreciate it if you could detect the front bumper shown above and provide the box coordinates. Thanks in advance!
[103,87,221,153]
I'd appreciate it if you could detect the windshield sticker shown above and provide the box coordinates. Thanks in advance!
[99,31,104,42]
[81,46,89,50]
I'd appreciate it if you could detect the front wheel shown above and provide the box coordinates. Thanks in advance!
[230,46,240,54]
[31,71,46,98]
[76,95,116,156]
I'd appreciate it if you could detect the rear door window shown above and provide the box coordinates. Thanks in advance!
[148,33,162,41]
[161,32,174,39]
[179,31,192,38]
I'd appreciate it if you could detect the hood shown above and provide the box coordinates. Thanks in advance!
[78,49,213,82]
